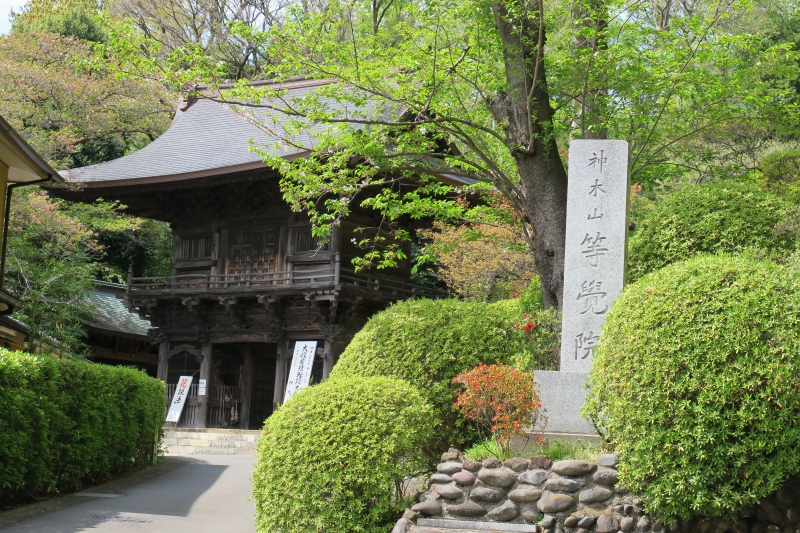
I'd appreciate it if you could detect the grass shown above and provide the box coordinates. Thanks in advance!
[464,436,602,462]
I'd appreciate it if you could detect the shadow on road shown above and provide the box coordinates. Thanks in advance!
[0,459,234,533]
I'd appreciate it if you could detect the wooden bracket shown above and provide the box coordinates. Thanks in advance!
[181,297,199,314]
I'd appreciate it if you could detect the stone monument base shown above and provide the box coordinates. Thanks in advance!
[535,370,596,435]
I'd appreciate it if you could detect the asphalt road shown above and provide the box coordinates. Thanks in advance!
[0,455,257,533]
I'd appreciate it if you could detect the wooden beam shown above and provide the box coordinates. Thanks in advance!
[157,340,169,381]
[273,340,288,411]
[197,341,212,428]
[240,344,254,430]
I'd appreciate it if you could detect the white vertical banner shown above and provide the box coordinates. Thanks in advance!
[283,341,318,403]
[166,375,193,423]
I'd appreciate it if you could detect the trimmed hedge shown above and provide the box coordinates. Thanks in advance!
[0,349,165,508]
[584,255,800,519]
[330,298,542,451]
[253,376,433,533]
[627,181,793,282]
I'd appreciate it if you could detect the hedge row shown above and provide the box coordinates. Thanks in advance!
[0,349,165,508]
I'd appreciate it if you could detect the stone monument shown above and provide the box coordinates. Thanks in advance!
[537,140,629,434]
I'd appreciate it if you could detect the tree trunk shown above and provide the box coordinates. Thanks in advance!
[571,0,609,140]
[490,1,569,310]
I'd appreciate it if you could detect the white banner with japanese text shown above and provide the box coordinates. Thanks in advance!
[166,375,193,423]
[283,341,318,403]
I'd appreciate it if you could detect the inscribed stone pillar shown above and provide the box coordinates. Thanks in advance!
[157,340,169,382]
[537,139,629,435]
[559,140,629,372]
[197,341,212,428]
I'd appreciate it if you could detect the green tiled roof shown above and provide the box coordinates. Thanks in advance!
[85,282,151,337]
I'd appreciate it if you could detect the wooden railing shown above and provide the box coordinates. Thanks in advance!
[128,254,448,300]
[339,270,448,299]
[131,266,335,292]
[164,384,241,428]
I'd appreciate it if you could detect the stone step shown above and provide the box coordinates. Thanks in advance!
[412,519,539,533]
[162,428,261,456]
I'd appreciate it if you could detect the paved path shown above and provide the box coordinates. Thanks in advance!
[0,455,256,533]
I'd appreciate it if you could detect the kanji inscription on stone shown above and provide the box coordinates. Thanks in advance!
[560,140,629,372]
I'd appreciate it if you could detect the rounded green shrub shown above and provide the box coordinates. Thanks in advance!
[584,255,800,520]
[253,376,433,533]
[627,181,793,282]
[330,298,543,450]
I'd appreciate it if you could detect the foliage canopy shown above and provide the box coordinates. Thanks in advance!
[627,181,794,282]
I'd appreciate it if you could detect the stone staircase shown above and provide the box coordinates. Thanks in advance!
[162,428,261,455]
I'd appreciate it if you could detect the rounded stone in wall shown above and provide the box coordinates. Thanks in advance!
[452,470,476,486]
[448,501,487,518]
[552,460,597,477]
[537,491,575,513]
[411,499,442,516]
[429,473,452,484]
[437,461,463,475]
[477,467,518,488]
[593,468,620,486]
[434,483,463,500]
[546,477,584,492]
[596,514,619,533]
[519,469,550,485]
[579,486,614,503]
[488,502,519,522]
[509,486,543,503]
[470,486,505,503]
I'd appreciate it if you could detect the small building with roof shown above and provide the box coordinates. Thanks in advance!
[0,114,61,343]
[84,281,160,374]
[50,79,456,430]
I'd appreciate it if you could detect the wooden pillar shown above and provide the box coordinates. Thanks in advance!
[197,341,212,428]
[273,340,288,411]
[239,344,254,430]
[0,161,8,250]
[157,340,169,381]
[322,338,335,379]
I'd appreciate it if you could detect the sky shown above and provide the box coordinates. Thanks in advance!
[0,0,25,35]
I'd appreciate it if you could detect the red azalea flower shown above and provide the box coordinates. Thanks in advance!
[523,324,532,332]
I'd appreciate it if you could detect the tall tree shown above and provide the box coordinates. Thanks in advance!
[0,29,173,169]
[105,0,799,308]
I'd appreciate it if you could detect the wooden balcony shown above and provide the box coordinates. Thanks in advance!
[127,256,447,301]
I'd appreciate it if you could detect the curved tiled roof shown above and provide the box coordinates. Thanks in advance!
[59,79,336,185]
[85,282,151,337]
[58,79,478,187]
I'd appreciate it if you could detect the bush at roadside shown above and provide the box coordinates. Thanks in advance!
[253,376,433,533]
[584,255,800,519]
[331,297,556,453]
[0,349,165,508]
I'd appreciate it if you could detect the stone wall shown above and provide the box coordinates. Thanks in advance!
[393,449,800,533]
